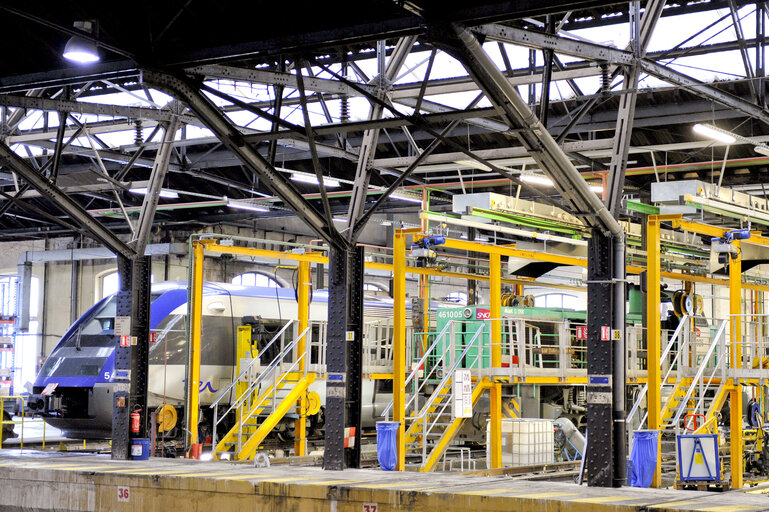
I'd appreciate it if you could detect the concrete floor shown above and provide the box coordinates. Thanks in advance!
[1,450,768,512]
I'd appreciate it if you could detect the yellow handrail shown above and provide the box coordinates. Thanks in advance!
[0,395,47,451]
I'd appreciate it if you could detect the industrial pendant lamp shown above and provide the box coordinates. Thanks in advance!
[63,21,100,64]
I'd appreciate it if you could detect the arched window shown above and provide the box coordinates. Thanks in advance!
[232,272,281,288]
[445,291,468,305]
[363,283,387,292]
[99,270,119,300]
[534,293,580,309]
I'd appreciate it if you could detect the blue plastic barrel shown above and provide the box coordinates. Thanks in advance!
[131,438,150,460]
[376,421,399,471]
[629,430,659,487]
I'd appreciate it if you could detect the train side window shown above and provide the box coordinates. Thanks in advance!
[534,293,580,309]
[232,272,281,287]
[445,292,468,305]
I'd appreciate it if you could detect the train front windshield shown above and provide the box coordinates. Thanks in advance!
[38,297,118,378]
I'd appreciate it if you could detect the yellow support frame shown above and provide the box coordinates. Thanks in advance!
[188,240,205,447]
[646,216,752,488]
[646,215,663,487]
[489,253,502,468]
[730,241,743,489]
[295,260,310,456]
[393,228,413,471]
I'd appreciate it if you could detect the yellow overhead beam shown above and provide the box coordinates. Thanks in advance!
[440,237,585,267]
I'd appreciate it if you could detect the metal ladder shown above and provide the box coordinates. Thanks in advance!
[383,321,487,471]
[210,321,313,460]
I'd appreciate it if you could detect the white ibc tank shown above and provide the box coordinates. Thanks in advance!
[487,418,554,467]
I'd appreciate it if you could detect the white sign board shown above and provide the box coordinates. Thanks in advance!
[114,316,131,337]
[677,434,720,482]
[117,486,130,502]
[452,369,473,419]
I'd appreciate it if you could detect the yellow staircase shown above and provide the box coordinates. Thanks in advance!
[213,372,315,460]
[660,377,692,428]
[404,380,453,445]
[418,379,490,472]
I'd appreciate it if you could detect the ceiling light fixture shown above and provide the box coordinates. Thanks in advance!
[227,199,269,213]
[289,172,340,187]
[129,187,179,199]
[455,159,493,171]
[693,123,736,144]
[332,217,348,223]
[63,21,100,64]
[520,174,554,187]
[390,191,423,204]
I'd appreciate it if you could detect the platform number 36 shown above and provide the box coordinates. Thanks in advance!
[117,486,130,502]
[362,504,377,512]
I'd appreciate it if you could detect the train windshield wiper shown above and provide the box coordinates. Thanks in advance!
[75,324,83,351]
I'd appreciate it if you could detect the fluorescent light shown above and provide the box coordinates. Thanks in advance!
[455,159,492,171]
[332,217,347,223]
[589,185,603,193]
[755,145,769,156]
[693,123,736,144]
[227,199,268,213]
[390,191,423,204]
[520,174,554,187]
[290,172,340,187]
[129,187,179,199]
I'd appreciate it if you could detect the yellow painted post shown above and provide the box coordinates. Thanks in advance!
[730,241,743,489]
[295,259,310,456]
[646,216,662,488]
[235,326,253,434]
[188,241,205,447]
[489,253,502,468]
[394,229,407,471]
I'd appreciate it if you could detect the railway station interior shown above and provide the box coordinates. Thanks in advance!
[7,1,769,510]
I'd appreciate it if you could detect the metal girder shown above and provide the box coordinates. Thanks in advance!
[130,119,179,255]
[605,63,640,216]
[728,0,758,103]
[432,23,621,235]
[758,2,767,108]
[396,97,511,134]
[476,24,634,65]
[0,140,136,259]
[0,93,197,125]
[606,0,665,216]
[639,59,769,125]
[142,69,346,248]
[187,64,374,97]
[111,256,151,460]
[323,246,364,470]
[346,36,417,240]
[586,232,615,487]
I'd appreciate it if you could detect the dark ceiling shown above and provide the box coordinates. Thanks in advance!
[0,0,765,242]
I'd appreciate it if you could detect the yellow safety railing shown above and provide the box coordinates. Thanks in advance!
[0,396,47,450]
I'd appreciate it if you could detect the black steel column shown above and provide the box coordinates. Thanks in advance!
[586,231,614,486]
[323,246,364,470]
[111,256,152,459]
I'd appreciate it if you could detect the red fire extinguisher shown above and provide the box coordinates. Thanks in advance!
[130,407,141,434]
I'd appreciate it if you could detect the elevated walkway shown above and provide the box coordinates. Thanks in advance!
[1,452,768,512]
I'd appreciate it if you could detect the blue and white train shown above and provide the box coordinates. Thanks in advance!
[28,281,397,439]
